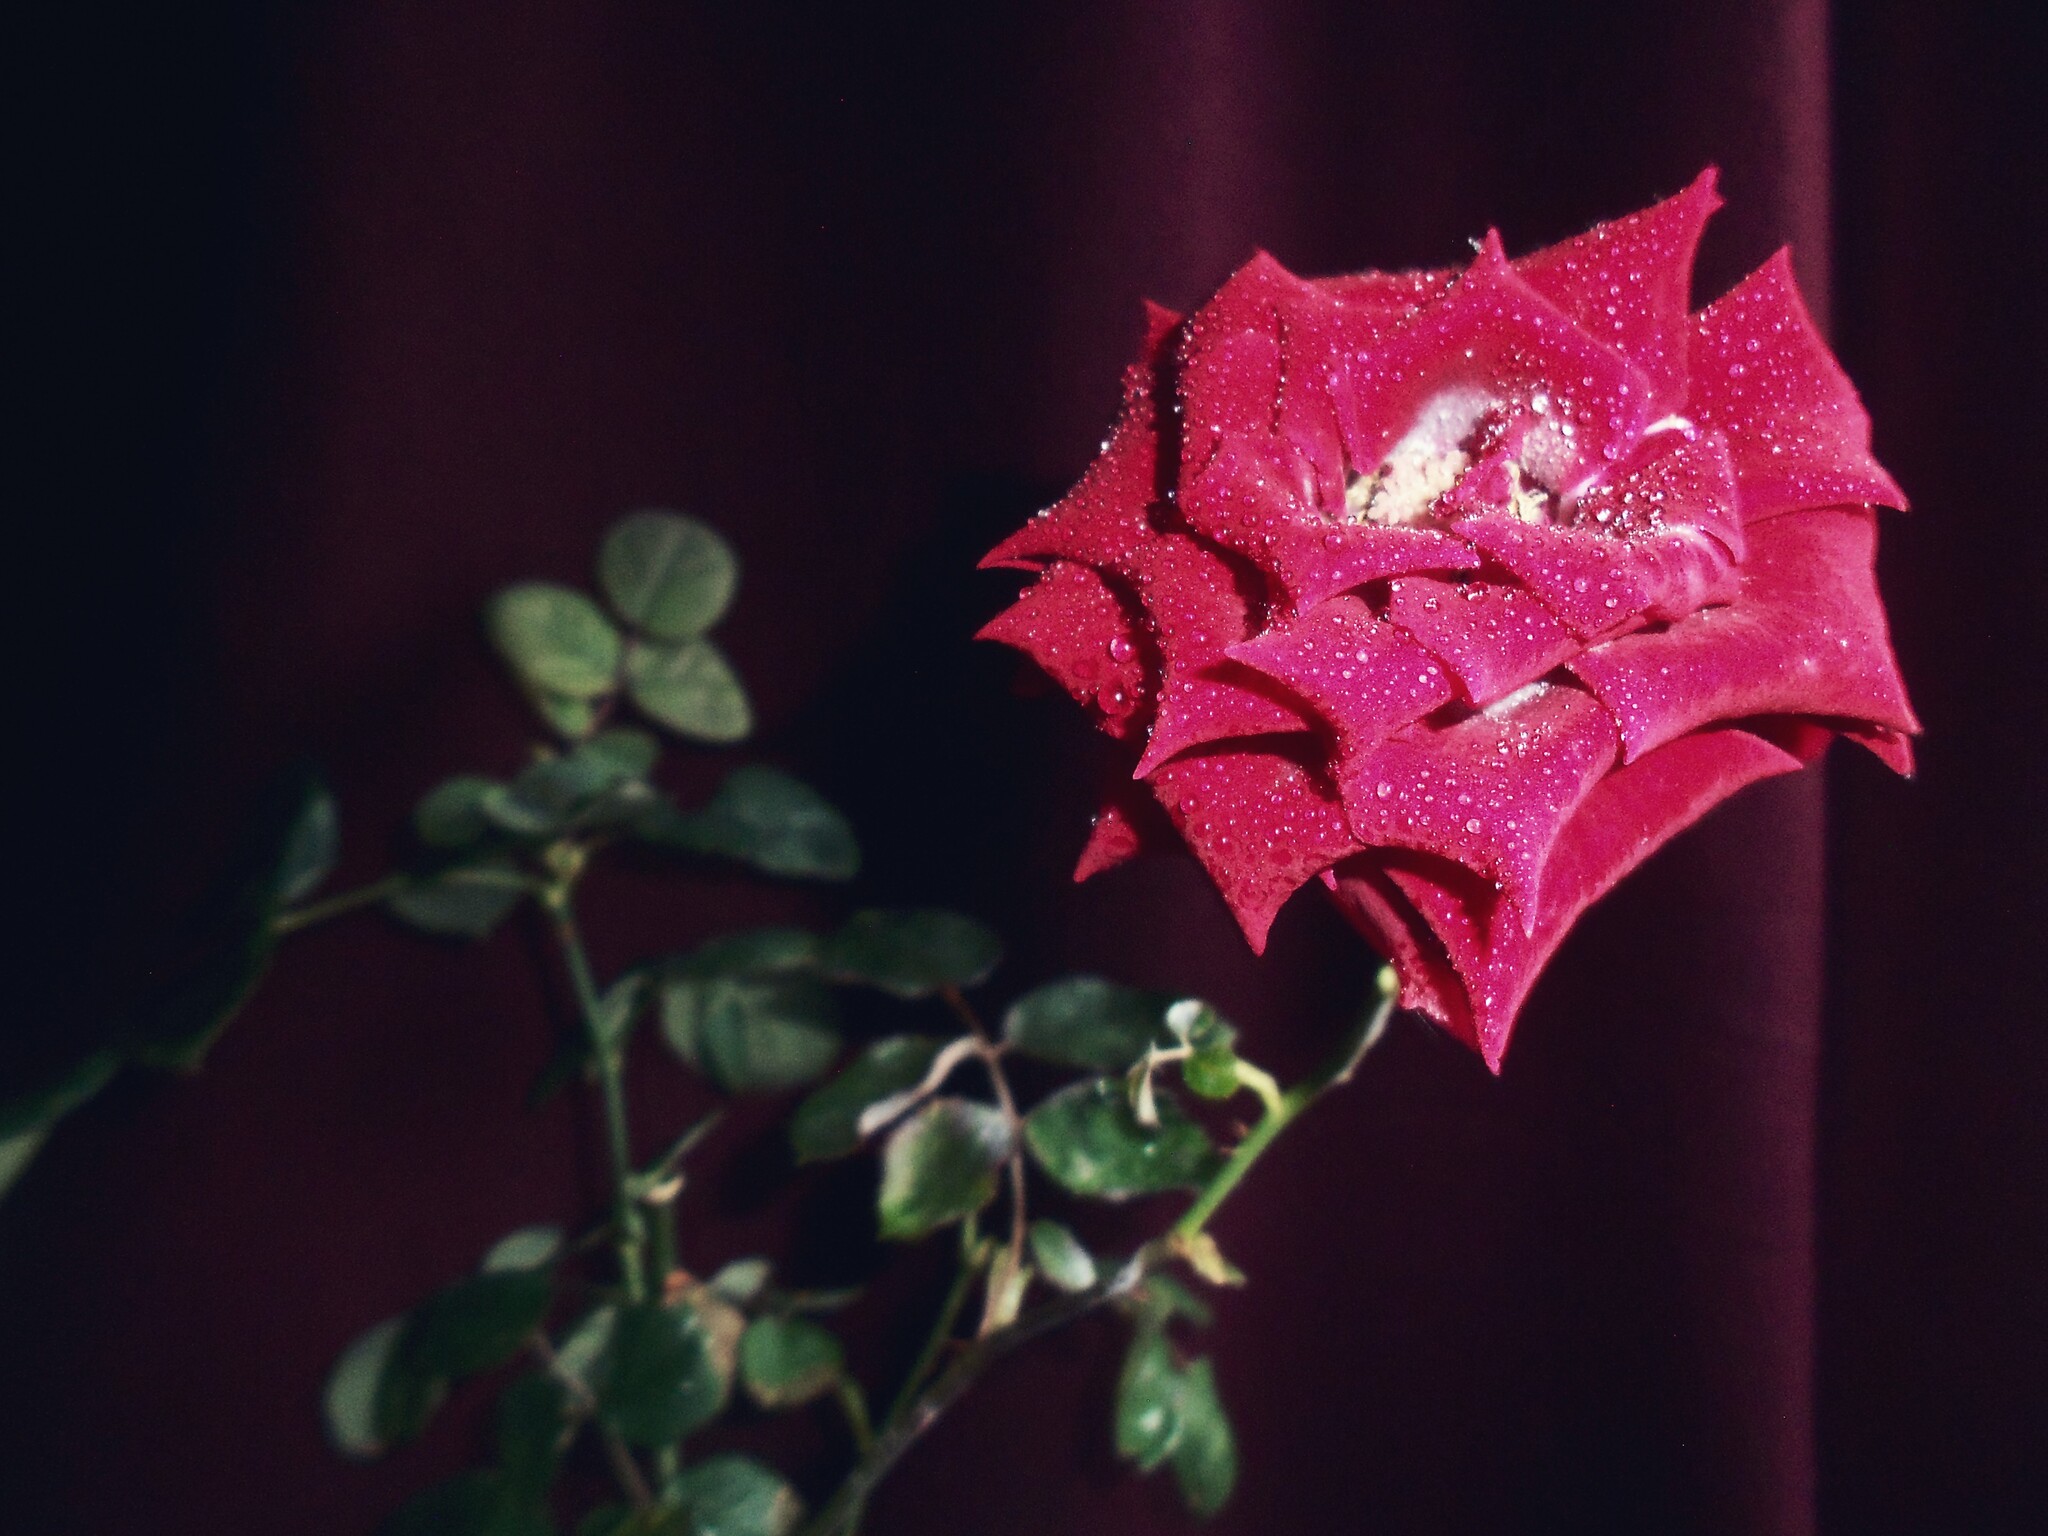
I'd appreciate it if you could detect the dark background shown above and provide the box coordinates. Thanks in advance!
[8,2,2042,1533]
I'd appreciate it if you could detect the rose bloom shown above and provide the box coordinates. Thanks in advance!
[981,170,1916,1070]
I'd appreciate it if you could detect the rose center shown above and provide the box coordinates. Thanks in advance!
[1344,386,1561,529]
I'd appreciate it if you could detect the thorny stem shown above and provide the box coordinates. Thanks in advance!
[544,887,647,1305]
[940,986,1029,1337]
[271,874,411,934]
[799,969,1402,1536]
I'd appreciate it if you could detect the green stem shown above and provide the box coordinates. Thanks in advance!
[835,1377,876,1454]
[545,889,646,1304]
[798,969,1401,1536]
[271,873,410,934]
[883,1232,985,1431]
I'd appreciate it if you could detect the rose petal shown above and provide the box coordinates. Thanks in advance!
[1225,594,1455,758]
[1352,725,1804,1068]
[1335,232,1654,505]
[1320,858,1471,1037]
[981,358,1162,573]
[1146,745,1362,951]
[1567,505,1920,762]
[1183,434,1481,612]
[975,560,1152,738]
[1515,167,1722,416]
[1339,681,1620,930]
[1381,575,1579,707]
[1127,532,1313,774]
[1687,249,1908,520]
[1073,777,1173,882]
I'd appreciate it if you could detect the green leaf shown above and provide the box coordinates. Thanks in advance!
[672,928,822,980]
[534,691,603,741]
[738,1315,844,1409]
[789,1036,944,1162]
[409,1268,555,1378]
[877,1098,1009,1242]
[671,1454,804,1536]
[417,776,499,848]
[624,638,751,742]
[1002,976,1170,1071]
[274,781,340,904]
[595,975,647,1055]
[707,1258,773,1307]
[1163,998,1237,1052]
[488,582,624,699]
[1024,1079,1220,1199]
[482,1225,565,1274]
[596,1301,727,1447]
[1115,1329,1184,1471]
[387,859,528,939]
[640,767,858,880]
[822,909,1002,999]
[496,1372,572,1502]
[324,1315,407,1459]
[0,1049,120,1141]
[0,1127,49,1201]
[1135,1273,1214,1330]
[553,1304,617,1387]
[1181,1041,1241,1101]
[380,1470,554,1536]
[1027,1220,1098,1293]
[1170,1357,1237,1517]
[659,976,840,1093]
[598,511,739,641]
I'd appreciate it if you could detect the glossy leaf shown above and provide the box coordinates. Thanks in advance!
[481,1225,565,1274]
[387,860,528,939]
[598,511,739,641]
[672,928,822,980]
[670,1455,804,1536]
[417,776,499,848]
[596,1301,726,1447]
[789,1036,944,1162]
[641,768,858,881]
[0,1128,49,1201]
[624,637,751,742]
[877,1098,1010,1241]
[488,582,623,699]
[1003,976,1169,1070]
[1024,1079,1219,1199]
[659,976,840,1093]
[1171,1358,1238,1516]
[707,1258,773,1307]
[822,909,1002,998]
[1027,1219,1098,1293]
[1115,1329,1185,1471]
[274,781,341,904]
[533,690,603,741]
[739,1315,844,1408]
[325,1316,407,1459]
[553,1304,617,1387]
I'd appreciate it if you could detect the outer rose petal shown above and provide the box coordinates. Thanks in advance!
[1337,725,1804,1068]
[1687,249,1908,520]
[1128,532,1313,774]
[1382,576,1579,707]
[1225,595,1455,760]
[1568,505,1921,761]
[1339,682,1621,930]
[976,560,1151,738]
[1073,776,1174,881]
[1514,168,1722,416]
[981,354,1164,574]
[1146,745,1362,951]
[1319,858,1469,1031]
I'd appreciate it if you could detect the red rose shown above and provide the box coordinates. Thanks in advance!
[980,170,1917,1070]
